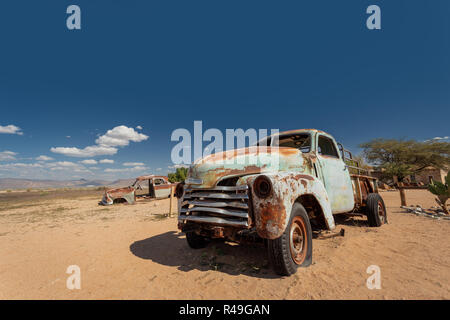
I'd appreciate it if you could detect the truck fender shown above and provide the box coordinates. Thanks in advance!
[249,172,335,239]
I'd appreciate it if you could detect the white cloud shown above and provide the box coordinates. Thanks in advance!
[36,155,54,161]
[0,159,137,180]
[432,136,449,141]
[51,125,148,158]
[104,166,148,173]
[80,159,98,165]
[156,168,162,171]
[0,124,23,135]
[136,126,143,130]
[0,163,44,171]
[123,162,145,166]
[0,161,81,171]
[99,159,114,164]
[95,125,148,147]
[47,161,82,168]
[0,151,17,161]
[51,145,117,157]
[45,161,91,174]
[424,136,450,143]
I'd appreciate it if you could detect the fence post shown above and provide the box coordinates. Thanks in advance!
[169,185,175,217]
[399,188,407,207]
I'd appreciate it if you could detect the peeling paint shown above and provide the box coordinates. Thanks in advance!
[189,146,305,188]
[248,172,334,239]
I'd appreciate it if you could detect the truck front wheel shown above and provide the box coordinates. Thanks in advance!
[185,231,210,249]
[365,193,387,227]
[267,202,313,276]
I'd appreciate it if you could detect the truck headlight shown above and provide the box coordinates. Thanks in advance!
[253,175,272,198]
[175,183,184,198]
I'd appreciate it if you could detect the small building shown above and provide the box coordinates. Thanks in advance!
[370,166,448,185]
[409,167,448,185]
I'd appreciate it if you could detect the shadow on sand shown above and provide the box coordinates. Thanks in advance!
[130,231,279,278]
[333,214,370,227]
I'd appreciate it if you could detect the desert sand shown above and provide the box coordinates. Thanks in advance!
[0,189,449,299]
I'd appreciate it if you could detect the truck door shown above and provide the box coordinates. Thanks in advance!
[315,134,355,213]
[153,178,171,198]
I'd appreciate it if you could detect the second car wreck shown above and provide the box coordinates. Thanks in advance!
[176,129,387,276]
[100,175,174,205]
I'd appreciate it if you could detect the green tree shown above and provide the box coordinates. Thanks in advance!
[360,139,450,182]
[352,155,372,170]
[168,167,188,183]
[428,174,449,214]
[380,163,413,183]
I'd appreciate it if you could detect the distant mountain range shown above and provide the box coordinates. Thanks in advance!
[0,178,136,190]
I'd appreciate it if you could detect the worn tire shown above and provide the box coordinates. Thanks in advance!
[267,202,313,276]
[185,231,210,249]
[366,193,387,227]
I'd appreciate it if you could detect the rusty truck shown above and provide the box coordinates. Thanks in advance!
[175,129,387,276]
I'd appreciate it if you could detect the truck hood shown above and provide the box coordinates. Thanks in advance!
[187,146,305,188]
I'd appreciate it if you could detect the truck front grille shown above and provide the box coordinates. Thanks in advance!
[178,185,250,228]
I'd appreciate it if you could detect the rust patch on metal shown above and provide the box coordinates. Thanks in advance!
[200,164,266,187]
[256,199,287,239]
[135,175,170,183]
[106,186,134,197]
[293,174,314,181]
[202,146,298,163]
[300,180,308,188]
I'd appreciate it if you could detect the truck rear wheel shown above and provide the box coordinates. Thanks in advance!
[267,202,312,276]
[185,231,210,249]
[366,193,387,227]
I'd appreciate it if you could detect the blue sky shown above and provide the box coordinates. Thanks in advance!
[0,1,449,180]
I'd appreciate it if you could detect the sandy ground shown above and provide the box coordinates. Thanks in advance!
[0,189,449,300]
